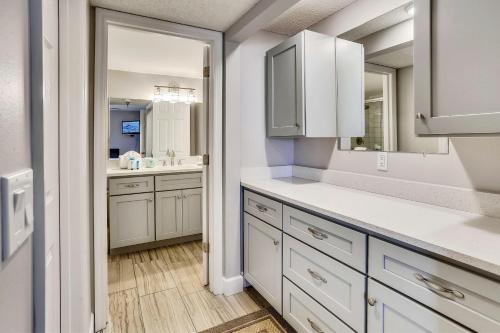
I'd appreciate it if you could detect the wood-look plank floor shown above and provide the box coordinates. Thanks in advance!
[104,241,261,333]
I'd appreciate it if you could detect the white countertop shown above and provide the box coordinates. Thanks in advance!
[107,164,202,177]
[241,177,500,277]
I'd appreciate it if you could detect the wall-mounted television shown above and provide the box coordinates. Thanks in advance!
[122,120,140,134]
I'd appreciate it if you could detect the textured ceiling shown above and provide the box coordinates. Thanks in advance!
[108,25,205,78]
[90,0,260,31]
[264,0,357,36]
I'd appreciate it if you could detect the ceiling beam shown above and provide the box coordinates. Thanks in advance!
[225,0,300,43]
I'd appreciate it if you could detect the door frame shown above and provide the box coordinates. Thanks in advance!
[93,8,224,331]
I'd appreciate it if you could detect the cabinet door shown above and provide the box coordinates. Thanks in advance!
[266,32,305,137]
[155,190,183,240]
[182,188,202,236]
[367,280,470,333]
[244,213,282,314]
[109,192,155,249]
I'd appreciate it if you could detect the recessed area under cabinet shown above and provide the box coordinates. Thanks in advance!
[266,30,365,138]
[108,172,202,251]
[242,188,500,333]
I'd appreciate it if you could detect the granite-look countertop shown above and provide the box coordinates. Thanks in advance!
[241,177,500,277]
[107,164,202,177]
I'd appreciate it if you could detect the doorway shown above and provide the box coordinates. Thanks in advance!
[93,9,224,331]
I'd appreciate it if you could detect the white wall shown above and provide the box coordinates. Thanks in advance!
[293,0,500,194]
[224,30,291,279]
[0,0,33,332]
[108,70,203,102]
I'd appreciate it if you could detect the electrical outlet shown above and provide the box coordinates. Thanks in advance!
[377,152,388,171]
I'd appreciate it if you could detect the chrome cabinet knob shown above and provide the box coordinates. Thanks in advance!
[416,112,424,120]
[367,297,377,306]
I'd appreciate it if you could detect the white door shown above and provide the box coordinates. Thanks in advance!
[367,279,470,333]
[244,213,282,314]
[109,193,155,248]
[182,188,202,236]
[42,0,61,331]
[155,190,183,240]
[152,102,190,158]
[201,45,210,285]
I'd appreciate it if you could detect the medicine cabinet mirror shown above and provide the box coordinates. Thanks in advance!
[338,1,449,154]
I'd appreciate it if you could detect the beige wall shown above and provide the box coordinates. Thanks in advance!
[293,0,500,194]
[0,0,33,331]
[108,70,203,102]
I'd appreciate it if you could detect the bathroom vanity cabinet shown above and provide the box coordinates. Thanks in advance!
[242,187,500,333]
[266,30,365,138]
[108,172,202,249]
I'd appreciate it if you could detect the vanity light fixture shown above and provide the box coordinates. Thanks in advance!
[153,85,196,105]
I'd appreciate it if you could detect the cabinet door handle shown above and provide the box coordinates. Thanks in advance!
[177,195,182,199]
[255,204,268,212]
[307,318,324,333]
[307,269,327,283]
[367,297,377,306]
[307,227,328,240]
[273,239,280,246]
[414,273,465,299]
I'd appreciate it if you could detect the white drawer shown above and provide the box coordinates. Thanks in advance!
[155,172,202,191]
[369,237,500,332]
[283,235,365,332]
[109,176,154,195]
[283,277,355,333]
[283,205,366,272]
[244,190,282,230]
[367,279,470,333]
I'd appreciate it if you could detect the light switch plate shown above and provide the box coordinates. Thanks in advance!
[1,169,34,261]
[377,152,388,171]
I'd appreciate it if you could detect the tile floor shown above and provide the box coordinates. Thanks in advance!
[104,241,262,333]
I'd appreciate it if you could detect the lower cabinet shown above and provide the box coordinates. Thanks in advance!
[283,277,355,333]
[156,188,202,240]
[244,212,282,314]
[109,192,155,249]
[367,279,470,333]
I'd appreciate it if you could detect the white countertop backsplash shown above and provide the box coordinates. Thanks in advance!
[241,171,500,277]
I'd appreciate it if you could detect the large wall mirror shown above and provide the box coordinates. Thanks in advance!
[338,1,448,154]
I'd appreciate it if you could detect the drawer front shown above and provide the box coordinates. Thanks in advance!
[244,213,282,314]
[244,190,283,230]
[283,235,365,332]
[155,172,202,191]
[283,277,355,333]
[367,279,470,333]
[369,237,500,332]
[109,176,154,195]
[283,205,366,272]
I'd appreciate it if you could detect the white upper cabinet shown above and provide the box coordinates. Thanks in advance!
[415,0,500,135]
[266,30,364,138]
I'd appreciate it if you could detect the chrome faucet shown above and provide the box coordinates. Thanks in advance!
[177,158,186,166]
[166,149,176,166]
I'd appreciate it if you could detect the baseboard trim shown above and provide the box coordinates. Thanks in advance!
[223,274,244,296]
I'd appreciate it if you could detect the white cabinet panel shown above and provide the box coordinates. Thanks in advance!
[283,277,355,333]
[244,213,282,314]
[109,192,155,248]
[283,205,366,272]
[283,235,365,332]
[155,190,183,240]
[367,279,470,333]
[369,237,500,332]
[182,188,202,236]
[243,190,283,230]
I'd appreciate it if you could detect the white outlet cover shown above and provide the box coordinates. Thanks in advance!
[1,169,34,260]
[377,152,388,171]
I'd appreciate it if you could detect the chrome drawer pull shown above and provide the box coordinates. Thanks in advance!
[255,204,268,212]
[414,273,465,299]
[307,318,324,333]
[307,227,328,240]
[307,269,327,283]
[367,297,377,306]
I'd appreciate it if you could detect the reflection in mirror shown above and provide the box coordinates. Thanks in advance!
[339,1,449,154]
[106,24,207,160]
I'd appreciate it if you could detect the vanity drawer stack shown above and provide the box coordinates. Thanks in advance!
[242,187,500,333]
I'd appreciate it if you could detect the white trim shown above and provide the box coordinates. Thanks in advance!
[223,275,244,296]
[93,9,224,331]
[88,313,95,333]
